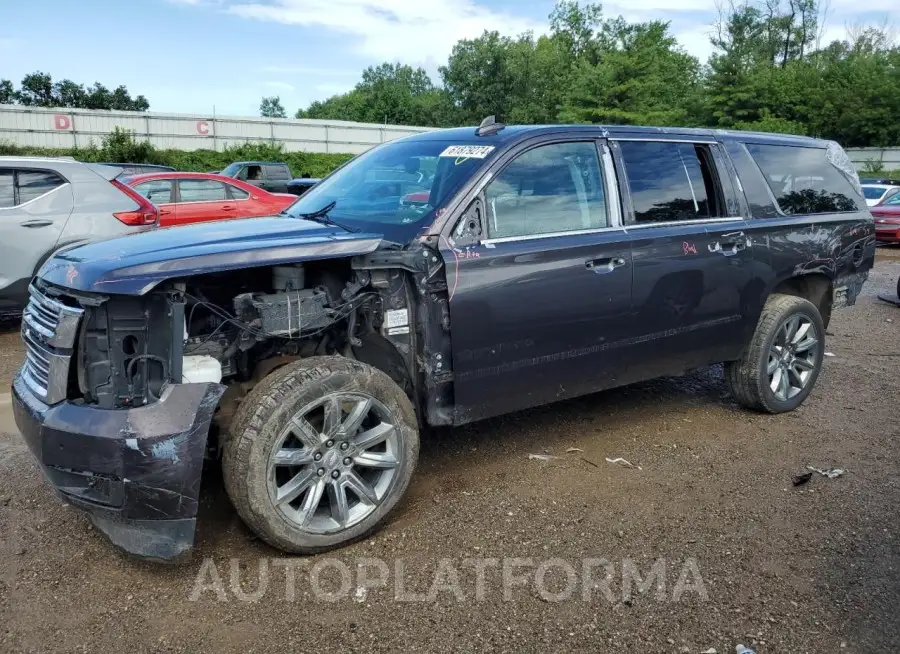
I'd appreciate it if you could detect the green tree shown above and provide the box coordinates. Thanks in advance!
[260,95,287,118]
[297,63,456,126]
[559,18,701,126]
[0,79,13,104]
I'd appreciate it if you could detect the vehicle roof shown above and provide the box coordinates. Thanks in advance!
[95,162,175,169]
[228,161,288,166]
[861,183,899,190]
[397,124,828,148]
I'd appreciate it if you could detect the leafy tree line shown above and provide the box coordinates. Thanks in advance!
[0,72,149,111]
[280,0,900,148]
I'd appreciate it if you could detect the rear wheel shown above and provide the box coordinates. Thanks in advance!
[223,357,419,553]
[725,293,825,413]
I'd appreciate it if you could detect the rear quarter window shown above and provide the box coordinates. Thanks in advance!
[745,144,861,216]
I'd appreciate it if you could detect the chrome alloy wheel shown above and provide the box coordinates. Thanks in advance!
[767,314,820,402]
[267,392,401,534]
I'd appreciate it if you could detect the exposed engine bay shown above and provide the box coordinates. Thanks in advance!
[73,256,432,418]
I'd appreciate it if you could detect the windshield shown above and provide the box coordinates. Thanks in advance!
[863,186,887,200]
[220,163,242,177]
[885,193,900,206]
[284,139,495,240]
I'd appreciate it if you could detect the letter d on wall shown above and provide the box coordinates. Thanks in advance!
[53,114,71,130]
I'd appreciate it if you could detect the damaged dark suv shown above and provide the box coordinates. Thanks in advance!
[13,120,874,561]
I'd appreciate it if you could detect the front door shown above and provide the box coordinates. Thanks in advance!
[612,138,755,382]
[175,179,237,224]
[441,140,634,423]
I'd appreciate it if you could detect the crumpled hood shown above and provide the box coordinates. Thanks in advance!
[39,217,384,296]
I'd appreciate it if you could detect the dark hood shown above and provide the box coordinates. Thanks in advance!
[39,217,384,296]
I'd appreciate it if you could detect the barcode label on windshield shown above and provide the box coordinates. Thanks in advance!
[439,145,495,159]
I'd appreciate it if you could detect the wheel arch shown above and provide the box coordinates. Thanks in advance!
[768,273,833,329]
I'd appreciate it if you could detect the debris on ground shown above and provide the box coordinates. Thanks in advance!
[701,648,718,654]
[824,352,836,357]
[735,646,756,654]
[566,447,584,453]
[807,465,845,479]
[792,471,814,486]
[605,457,642,470]
[528,453,561,462]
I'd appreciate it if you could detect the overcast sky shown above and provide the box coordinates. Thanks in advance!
[0,0,896,117]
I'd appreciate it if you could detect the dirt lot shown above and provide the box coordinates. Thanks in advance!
[1,252,899,653]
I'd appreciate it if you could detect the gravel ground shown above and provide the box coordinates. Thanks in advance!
[1,251,899,653]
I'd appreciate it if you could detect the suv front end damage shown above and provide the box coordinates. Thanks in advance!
[12,281,224,561]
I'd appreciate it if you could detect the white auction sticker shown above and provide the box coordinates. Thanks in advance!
[439,145,495,159]
[387,326,410,336]
[385,309,409,329]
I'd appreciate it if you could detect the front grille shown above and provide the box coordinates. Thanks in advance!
[21,284,83,404]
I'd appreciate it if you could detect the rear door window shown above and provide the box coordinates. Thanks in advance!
[618,141,726,224]
[0,170,14,208]
[133,180,174,204]
[178,179,228,202]
[745,144,860,215]
[17,171,65,204]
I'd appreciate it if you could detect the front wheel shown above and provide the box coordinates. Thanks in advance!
[725,293,825,414]
[223,357,419,554]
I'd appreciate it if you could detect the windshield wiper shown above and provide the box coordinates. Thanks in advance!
[288,200,359,233]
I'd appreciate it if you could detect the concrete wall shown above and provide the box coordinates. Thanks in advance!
[846,148,900,173]
[0,105,433,155]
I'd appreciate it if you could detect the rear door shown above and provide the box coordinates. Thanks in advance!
[0,168,72,303]
[223,182,259,218]
[440,138,634,423]
[611,138,754,381]
[263,164,291,193]
[132,179,176,225]
[174,179,237,224]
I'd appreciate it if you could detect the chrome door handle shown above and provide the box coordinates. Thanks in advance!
[586,257,627,274]
[20,219,53,228]
[709,232,750,257]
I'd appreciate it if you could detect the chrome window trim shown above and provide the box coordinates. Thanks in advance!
[623,216,746,231]
[610,137,719,145]
[482,225,626,245]
[0,181,69,211]
[600,142,623,228]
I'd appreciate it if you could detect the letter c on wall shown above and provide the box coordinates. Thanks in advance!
[53,115,71,130]
[197,121,210,135]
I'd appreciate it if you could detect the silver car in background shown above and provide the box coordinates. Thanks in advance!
[0,157,159,313]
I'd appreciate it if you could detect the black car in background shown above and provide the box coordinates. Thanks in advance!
[286,176,320,197]
[13,120,875,561]
[218,160,293,193]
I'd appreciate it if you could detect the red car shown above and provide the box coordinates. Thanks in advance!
[872,193,900,243]
[125,172,297,227]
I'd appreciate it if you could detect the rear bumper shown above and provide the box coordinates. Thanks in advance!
[12,372,224,562]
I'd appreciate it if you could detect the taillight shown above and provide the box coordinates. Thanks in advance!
[110,179,159,226]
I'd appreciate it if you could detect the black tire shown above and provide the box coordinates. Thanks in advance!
[896,273,900,302]
[724,293,826,414]
[222,356,419,554]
